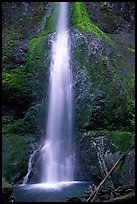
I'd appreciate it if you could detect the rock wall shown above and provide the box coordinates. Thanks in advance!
[2,2,56,183]
[71,2,135,187]
[85,2,135,34]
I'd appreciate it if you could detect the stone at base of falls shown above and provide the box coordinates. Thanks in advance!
[2,177,13,202]
[67,196,84,202]
[25,145,43,184]
[74,131,135,188]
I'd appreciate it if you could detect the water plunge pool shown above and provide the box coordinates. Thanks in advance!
[12,181,94,202]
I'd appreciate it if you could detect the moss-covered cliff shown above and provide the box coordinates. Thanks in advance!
[2,2,58,183]
[71,2,135,186]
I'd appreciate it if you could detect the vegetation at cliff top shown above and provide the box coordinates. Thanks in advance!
[71,2,111,42]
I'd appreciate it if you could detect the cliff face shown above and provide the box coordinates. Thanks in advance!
[86,2,135,34]
[2,2,53,183]
[2,2,135,188]
[71,2,135,186]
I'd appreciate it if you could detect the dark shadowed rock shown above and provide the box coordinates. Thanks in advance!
[2,177,13,202]
[21,43,28,53]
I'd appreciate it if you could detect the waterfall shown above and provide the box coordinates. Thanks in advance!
[23,148,37,184]
[41,2,74,183]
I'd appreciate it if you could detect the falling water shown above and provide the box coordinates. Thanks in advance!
[23,149,37,184]
[41,2,73,183]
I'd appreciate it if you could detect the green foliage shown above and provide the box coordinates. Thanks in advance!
[2,40,15,71]
[3,119,29,135]
[2,2,9,10]
[2,115,15,125]
[128,47,135,53]
[23,3,58,102]
[3,70,27,92]
[2,104,42,135]
[71,2,134,132]
[84,130,134,153]
[2,2,58,183]
[97,55,134,130]
[2,134,35,182]
[2,3,57,119]
[2,69,32,116]
[2,3,47,73]
[42,3,58,35]
[73,30,134,132]
[24,37,47,106]
[110,192,135,202]
[71,2,110,42]
[111,131,134,152]
[24,104,42,132]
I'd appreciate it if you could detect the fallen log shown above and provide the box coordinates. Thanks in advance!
[86,143,135,202]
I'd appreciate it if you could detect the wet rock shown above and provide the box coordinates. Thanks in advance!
[12,43,28,66]
[100,2,135,23]
[85,2,135,34]
[74,130,134,187]
[26,140,44,184]
[12,53,24,64]
[71,27,134,133]
[67,196,83,202]
[21,43,28,53]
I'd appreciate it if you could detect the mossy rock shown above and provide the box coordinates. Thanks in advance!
[110,131,134,152]
[74,130,134,184]
[71,29,134,132]
[71,2,134,133]
[71,2,111,42]
[2,69,32,117]
[2,134,36,183]
[108,192,135,202]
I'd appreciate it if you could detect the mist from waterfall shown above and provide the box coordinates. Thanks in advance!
[41,2,74,183]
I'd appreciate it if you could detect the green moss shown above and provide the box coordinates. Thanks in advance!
[43,3,58,35]
[85,130,134,152]
[3,119,30,135]
[2,3,48,73]
[111,131,134,152]
[2,2,58,183]
[100,8,118,34]
[95,49,134,131]
[128,47,135,53]
[73,44,91,77]
[2,2,9,10]
[71,5,134,131]
[26,3,58,67]
[3,70,27,92]
[71,2,111,42]
[110,192,135,202]
[37,3,58,36]
[23,3,58,100]
[2,69,32,117]
[2,115,15,125]
[2,134,35,182]
[2,103,43,135]
[2,40,16,72]
[2,3,57,117]
[73,47,134,131]
[109,50,134,130]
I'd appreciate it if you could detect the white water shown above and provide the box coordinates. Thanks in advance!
[23,149,37,184]
[41,2,73,183]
